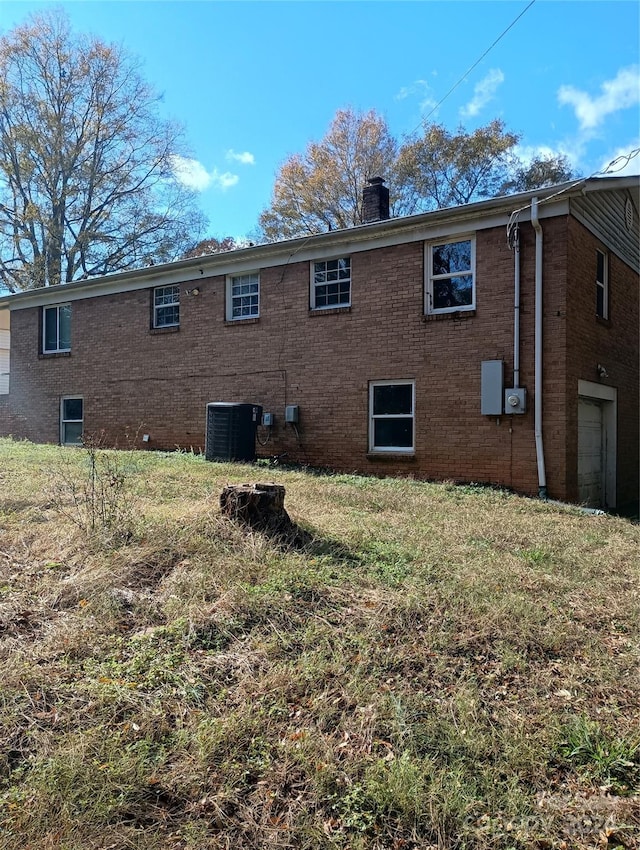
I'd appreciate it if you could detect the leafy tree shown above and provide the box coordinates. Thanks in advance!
[505,152,578,193]
[258,107,402,241]
[182,236,252,258]
[396,119,521,212]
[0,10,204,291]
[258,111,578,240]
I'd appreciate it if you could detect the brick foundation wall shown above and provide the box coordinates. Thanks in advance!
[4,215,628,506]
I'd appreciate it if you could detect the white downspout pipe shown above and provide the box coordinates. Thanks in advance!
[531,198,547,499]
[513,225,521,389]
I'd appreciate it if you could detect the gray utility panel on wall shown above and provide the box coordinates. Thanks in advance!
[480,360,504,416]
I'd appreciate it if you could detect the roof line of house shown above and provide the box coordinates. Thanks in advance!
[1,176,637,310]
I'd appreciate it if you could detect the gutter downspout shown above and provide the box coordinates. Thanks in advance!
[531,198,547,499]
[513,225,521,389]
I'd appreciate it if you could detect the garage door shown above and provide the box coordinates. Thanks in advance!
[578,398,604,507]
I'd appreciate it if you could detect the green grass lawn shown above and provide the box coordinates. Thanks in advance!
[0,437,638,849]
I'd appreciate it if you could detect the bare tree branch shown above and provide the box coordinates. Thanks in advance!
[0,9,205,291]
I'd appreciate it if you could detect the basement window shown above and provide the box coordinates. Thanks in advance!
[311,257,351,309]
[43,304,71,353]
[60,397,83,446]
[369,380,415,453]
[596,250,608,320]
[153,285,180,328]
[426,237,475,314]
[227,272,260,320]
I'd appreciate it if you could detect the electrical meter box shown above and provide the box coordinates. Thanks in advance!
[285,405,299,424]
[504,387,527,414]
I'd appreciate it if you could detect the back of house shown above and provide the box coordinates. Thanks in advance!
[0,176,638,514]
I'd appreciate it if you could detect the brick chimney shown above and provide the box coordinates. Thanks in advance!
[362,177,390,223]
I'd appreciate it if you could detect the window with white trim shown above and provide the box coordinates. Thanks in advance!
[426,237,475,314]
[43,304,71,353]
[226,272,260,320]
[311,257,351,309]
[60,397,83,446]
[596,249,608,319]
[153,285,180,328]
[369,380,415,453]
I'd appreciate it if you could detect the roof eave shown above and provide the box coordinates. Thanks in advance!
[1,175,637,310]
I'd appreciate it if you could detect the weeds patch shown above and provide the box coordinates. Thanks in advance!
[0,438,639,849]
[558,716,640,793]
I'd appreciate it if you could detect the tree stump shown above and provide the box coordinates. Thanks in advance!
[220,482,309,546]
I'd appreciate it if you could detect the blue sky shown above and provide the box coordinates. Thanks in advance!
[1,0,639,241]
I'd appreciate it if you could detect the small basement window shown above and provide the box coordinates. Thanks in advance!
[61,397,83,446]
[369,380,415,453]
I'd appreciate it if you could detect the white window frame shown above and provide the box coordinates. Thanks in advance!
[426,236,476,315]
[596,249,609,320]
[60,396,83,446]
[43,304,71,353]
[153,285,180,328]
[310,257,351,310]
[368,380,415,454]
[226,272,260,320]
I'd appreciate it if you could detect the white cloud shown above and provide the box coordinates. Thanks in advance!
[211,169,239,190]
[514,142,578,169]
[558,65,640,131]
[396,79,438,113]
[226,149,255,165]
[170,156,239,192]
[460,68,504,119]
[170,156,213,191]
[598,140,640,177]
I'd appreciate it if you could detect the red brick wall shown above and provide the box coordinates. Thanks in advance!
[565,217,639,513]
[4,215,634,507]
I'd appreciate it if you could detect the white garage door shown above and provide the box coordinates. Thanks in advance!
[578,398,604,507]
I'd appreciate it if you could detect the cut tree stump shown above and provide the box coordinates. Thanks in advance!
[220,482,310,546]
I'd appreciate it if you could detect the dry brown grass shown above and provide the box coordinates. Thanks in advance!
[0,438,638,849]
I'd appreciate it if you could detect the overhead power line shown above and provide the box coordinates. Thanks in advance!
[414,0,537,131]
[506,146,640,238]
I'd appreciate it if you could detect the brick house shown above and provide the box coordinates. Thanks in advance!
[0,176,638,514]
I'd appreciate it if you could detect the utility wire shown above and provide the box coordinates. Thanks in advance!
[506,146,640,238]
[415,0,537,131]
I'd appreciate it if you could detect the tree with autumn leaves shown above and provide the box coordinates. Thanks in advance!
[258,108,577,242]
[0,10,204,292]
[0,10,578,286]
